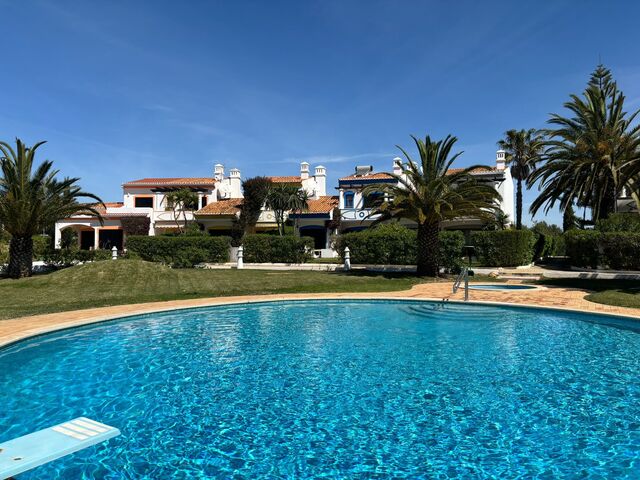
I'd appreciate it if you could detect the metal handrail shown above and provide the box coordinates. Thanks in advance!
[452,266,469,301]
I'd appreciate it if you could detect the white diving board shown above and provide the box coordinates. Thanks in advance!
[0,417,120,479]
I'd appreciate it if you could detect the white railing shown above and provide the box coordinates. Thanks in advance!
[452,266,469,301]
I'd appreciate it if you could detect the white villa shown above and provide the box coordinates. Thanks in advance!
[54,151,515,255]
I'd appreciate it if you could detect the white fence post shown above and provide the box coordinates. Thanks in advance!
[344,246,351,271]
[111,246,118,260]
[237,245,244,269]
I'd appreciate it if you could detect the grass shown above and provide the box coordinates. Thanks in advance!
[537,278,640,309]
[0,260,431,320]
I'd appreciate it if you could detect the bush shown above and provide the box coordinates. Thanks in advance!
[0,242,8,265]
[32,235,51,260]
[596,213,640,233]
[243,235,313,263]
[126,235,230,267]
[532,222,564,259]
[334,224,417,265]
[438,230,465,273]
[43,248,112,267]
[333,224,464,272]
[565,230,640,270]
[600,233,640,270]
[470,230,535,267]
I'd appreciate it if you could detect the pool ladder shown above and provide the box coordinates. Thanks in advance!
[452,266,469,301]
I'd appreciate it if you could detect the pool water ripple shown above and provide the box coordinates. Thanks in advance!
[1,300,639,478]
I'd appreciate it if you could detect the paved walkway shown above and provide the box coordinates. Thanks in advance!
[1,281,638,349]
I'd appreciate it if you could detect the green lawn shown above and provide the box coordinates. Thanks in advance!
[0,260,428,320]
[537,278,640,309]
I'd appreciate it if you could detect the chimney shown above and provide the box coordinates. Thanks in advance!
[300,161,310,180]
[229,168,242,198]
[314,165,326,197]
[496,150,506,171]
[214,163,225,181]
[392,157,403,176]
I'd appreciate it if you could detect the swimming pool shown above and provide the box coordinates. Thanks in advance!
[469,284,538,291]
[1,300,639,478]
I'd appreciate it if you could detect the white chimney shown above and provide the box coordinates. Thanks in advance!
[229,168,242,198]
[496,150,506,171]
[214,163,225,181]
[314,165,326,197]
[392,157,403,176]
[300,161,310,180]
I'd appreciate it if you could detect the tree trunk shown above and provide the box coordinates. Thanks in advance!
[516,178,523,230]
[7,235,33,279]
[416,222,439,277]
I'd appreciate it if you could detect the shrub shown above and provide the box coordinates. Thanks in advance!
[596,213,640,233]
[126,235,230,267]
[334,224,417,265]
[0,242,8,265]
[470,230,535,267]
[600,232,640,270]
[564,230,600,268]
[333,224,464,272]
[43,248,112,267]
[438,230,465,273]
[32,235,51,260]
[531,222,564,259]
[243,234,313,263]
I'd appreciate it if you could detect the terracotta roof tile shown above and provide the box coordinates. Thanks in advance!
[303,196,339,213]
[123,177,216,187]
[195,199,243,216]
[339,172,395,181]
[268,176,302,184]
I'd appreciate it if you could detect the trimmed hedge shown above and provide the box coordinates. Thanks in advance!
[333,224,465,272]
[470,230,535,267]
[127,235,230,268]
[243,234,313,263]
[564,230,600,268]
[565,230,640,270]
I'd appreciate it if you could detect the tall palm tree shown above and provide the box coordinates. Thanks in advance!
[364,134,501,276]
[0,139,103,278]
[265,183,309,236]
[530,65,640,221]
[497,128,544,229]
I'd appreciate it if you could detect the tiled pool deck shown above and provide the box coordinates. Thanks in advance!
[1,281,638,348]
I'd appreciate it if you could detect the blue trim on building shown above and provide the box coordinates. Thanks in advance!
[289,213,330,219]
[339,178,398,186]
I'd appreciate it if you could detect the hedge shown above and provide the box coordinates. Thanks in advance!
[126,235,230,268]
[565,230,640,270]
[470,230,535,267]
[243,234,313,263]
[333,224,465,272]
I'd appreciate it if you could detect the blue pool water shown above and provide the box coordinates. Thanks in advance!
[468,284,538,291]
[1,300,640,478]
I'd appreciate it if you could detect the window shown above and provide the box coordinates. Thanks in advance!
[344,191,354,209]
[134,196,153,208]
[201,196,208,208]
[363,192,384,209]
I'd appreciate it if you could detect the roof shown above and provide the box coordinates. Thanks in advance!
[303,196,339,213]
[194,199,243,216]
[339,172,395,182]
[123,177,216,188]
[447,167,501,175]
[268,176,302,184]
[94,202,124,214]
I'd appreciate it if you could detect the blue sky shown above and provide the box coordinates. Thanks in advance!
[2,0,640,226]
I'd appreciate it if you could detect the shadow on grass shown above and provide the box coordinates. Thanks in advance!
[538,278,640,294]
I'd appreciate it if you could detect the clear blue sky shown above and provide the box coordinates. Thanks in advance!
[2,1,640,226]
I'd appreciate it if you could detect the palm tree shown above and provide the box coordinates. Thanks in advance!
[530,65,640,221]
[0,139,103,278]
[497,129,544,229]
[485,209,510,230]
[363,134,501,276]
[265,183,309,235]
[165,188,199,234]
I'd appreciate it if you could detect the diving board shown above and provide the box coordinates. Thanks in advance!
[0,417,120,479]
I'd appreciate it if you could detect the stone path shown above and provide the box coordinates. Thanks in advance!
[1,281,638,349]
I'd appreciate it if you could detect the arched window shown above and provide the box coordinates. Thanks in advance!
[344,191,354,209]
